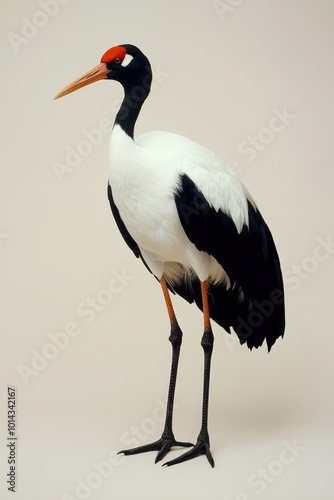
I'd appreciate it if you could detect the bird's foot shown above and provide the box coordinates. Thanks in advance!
[162,435,214,468]
[118,434,193,464]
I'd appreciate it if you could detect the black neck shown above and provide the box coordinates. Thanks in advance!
[115,66,152,139]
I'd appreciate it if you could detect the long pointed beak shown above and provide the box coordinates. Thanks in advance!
[54,62,110,99]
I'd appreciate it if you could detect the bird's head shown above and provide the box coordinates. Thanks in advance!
[54,44,152,99]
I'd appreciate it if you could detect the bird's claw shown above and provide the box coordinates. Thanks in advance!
[118,435,193,463]
[162,438,214,468]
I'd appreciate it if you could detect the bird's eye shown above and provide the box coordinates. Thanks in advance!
[114,57,122,64]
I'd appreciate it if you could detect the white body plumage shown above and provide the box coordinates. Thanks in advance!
[108,124,253,287]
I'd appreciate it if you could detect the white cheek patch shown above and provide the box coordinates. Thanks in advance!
[121,54,134,67]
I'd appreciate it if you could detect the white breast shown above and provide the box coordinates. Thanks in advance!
[108,125,249,285]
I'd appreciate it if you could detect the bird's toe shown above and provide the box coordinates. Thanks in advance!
[162,438,214,468]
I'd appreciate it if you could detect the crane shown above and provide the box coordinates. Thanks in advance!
[55,44,285,467]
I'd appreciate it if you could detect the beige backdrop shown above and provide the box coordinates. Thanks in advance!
[1,1,333,499]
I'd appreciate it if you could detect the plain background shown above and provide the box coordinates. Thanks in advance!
[1,0,334,498]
